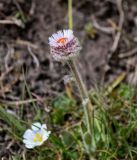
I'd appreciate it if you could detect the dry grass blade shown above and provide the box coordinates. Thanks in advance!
[119,48,137,59]
[0,18,24,27]
[0,99,37,106]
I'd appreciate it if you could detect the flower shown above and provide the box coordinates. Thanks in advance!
[48,29,81,61]
[23,122,51,149]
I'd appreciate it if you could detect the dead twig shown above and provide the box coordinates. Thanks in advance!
[110,0,124,54]
[13,0,23,14]
[108,19,137,44]
[22,150,27,160]
[0,99,37,106]
[127,57,137,85]
[0,66,14,82]
[0,66,13,97]
[15,39,38,49]
[119,47,137,59]
[91,16,114,35]
[129,66,137,85]
[4,46,14,71]
[28,46,40,68]
[29,1,36,15]
[0,18,24,27]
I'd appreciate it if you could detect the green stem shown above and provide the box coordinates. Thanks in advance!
[68,0,73,29]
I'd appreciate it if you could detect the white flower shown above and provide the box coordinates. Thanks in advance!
[23,122,51,149]
[48,29,81,61]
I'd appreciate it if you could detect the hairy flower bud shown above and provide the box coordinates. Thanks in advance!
[49,29,81,61]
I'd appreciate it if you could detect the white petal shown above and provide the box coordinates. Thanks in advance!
[23,139,35,145]
[68,29,73,34]
[49,37,58,47]
[23,129,34,140]
[43,131,51,141]
[23,137,43,146]
[31,122,42,131]
[41,124,47,130]
[68,30,74,40]
[64,29,73,38]
[23,139,36,149]
[25,143,35,149]
[49,41,58,47]
[63,30,73,42]
[63,30,68,37]
[52,33,60,40]
[49,36,56,43]
[57,30,64,38]
[35,141,44,146]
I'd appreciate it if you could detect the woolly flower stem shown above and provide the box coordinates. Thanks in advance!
[68,58,93,133]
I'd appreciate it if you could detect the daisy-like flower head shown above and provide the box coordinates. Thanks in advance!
[23,122,51,149]
[49,29,81,61]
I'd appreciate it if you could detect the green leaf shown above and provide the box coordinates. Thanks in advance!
[61,131,76,148]
[84,132,92,146]
[52,95,76,124]
[0,106,25,134]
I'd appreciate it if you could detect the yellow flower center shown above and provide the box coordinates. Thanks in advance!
[57,37,68,44]
[34,133,43,142]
